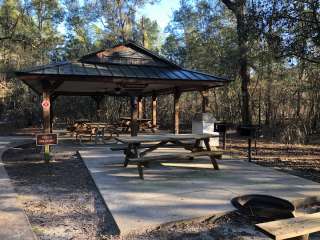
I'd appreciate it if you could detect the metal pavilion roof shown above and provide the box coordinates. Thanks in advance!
[15,41,230,96]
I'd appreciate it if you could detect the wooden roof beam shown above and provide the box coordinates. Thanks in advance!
[41,80,64,95]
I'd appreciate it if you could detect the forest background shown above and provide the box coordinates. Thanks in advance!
[0,0,319,143]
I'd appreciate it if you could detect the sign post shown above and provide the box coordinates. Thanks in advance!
[36,133,58,162]
[44,145,50,161]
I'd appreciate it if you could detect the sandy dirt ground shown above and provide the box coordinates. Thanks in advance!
[2,136,320,240]
[2,143,116,240]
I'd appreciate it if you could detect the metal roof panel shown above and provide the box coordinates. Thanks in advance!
[127,65,148,78]
[107,65,126,77]
[119,65,137,78]
[95,64,112,76]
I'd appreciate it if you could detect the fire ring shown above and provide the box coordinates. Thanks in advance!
[231,194,295,222]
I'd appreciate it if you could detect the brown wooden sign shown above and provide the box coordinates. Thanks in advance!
[36,133,58,146]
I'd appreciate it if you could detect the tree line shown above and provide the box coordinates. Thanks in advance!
[0,0,319,143]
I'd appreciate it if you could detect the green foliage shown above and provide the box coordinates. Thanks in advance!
[161,34,186,65]
[135,16,160,50]
[92,0,156,44]
[161,0,320,135]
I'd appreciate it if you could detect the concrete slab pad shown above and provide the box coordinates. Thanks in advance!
[80,147,320,235]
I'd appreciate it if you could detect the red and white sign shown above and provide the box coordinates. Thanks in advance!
[41,100,50,109]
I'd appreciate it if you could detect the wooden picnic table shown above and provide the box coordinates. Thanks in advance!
[119,116,153,133]
[114,133,222,179]
[70,122,119,144]
[88,122,120,142]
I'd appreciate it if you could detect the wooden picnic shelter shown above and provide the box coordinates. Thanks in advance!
[14,41,230,136]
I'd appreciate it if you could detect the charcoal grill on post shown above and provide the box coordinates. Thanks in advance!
[214,122,231,150]
[238,125,260,162]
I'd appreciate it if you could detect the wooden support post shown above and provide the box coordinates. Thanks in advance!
[174,90,181,134]
[42,91,51,163]
[200,90,209,113]
[92,96,104,121]
[137,96,143,119]
[142,97,146,119]
[151,94,157,131]
[49,98,53,133]
[130,96,138,136]
[49,95,58,133]
[248,138,252,162]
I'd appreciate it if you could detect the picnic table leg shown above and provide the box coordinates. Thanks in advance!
[94,131,98,144]
[133,144,139,158]
[124,156,130,167]
[124,143,134,167]
[188,139,201,160]
[204,138,219,170]
[132,143,146,179]
[192,139,201,152]
[101,128,105,144]
[124,155,129,167]
[124,143,146,169]
[137,162,144,180]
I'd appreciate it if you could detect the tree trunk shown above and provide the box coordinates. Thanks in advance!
[265,61,273,126]
[221,0,252,125]
[236,11,252,125]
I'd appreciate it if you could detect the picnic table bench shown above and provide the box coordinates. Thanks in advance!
[114,134,222,179]
[256,212,320,240]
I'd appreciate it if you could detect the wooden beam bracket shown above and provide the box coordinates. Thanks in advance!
[41,80,64,96]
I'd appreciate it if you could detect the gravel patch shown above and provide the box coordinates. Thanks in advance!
[2,143,117,240]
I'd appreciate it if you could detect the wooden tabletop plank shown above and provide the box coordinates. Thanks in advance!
[166,133,217,140]
[256,212,320,240]
[115,133,216,144]
[115,135,169,143]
